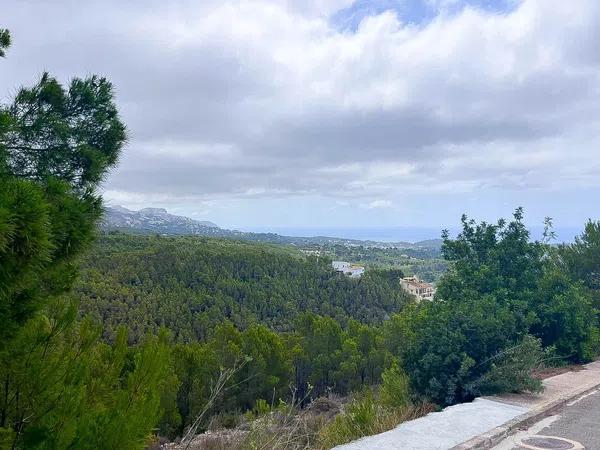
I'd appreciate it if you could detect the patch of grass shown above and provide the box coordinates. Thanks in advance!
[315,391,435,449]
[170,384,434,450]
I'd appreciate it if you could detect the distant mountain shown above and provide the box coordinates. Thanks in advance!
[102,206,442,254]
[103,206,221,235]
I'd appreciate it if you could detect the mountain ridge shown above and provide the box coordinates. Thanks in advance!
[102,205,442,251]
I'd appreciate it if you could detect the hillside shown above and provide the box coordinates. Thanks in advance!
[76,233,412,343]
[104,205,221,234]
[102,206,443,254]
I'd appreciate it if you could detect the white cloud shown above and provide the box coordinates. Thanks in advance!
[2,0,600,226]
[365,199,393,209]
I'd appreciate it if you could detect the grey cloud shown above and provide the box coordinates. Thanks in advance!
[260,107,554,163]
[2,0,600,213]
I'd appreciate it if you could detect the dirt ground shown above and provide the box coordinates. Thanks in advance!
[532,364,585,380]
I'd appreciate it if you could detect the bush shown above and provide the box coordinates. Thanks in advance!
[379,362,411,408]
[316,391,434,449]
[531,269,598,363]
[253,399,271,416]
[394,295,519,405]
[316,392,379,448]
[392,210,600,406]
[468,335,544,396]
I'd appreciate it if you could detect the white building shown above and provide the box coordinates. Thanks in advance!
[400,276,436,301]
[332,261,365,278]
[301,249,321,256]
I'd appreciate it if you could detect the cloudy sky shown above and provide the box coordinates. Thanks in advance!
[2,0,599,233]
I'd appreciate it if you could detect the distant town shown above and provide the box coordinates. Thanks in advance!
[332,261,366,278]
[331,260,436,301]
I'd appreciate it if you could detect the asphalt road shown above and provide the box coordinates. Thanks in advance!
[494,389,600,450]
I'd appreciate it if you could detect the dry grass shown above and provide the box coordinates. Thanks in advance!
[532,363,585,380]
[163,394,436,450]
[315,396,436,449]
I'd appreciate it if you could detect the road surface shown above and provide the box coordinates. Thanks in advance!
[334,398,527,450]
[493,389,600,450]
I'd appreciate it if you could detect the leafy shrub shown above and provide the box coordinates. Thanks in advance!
[253,399,271,416]
[468,335,544,396]
[530,269,598,363]
[390,210,600,406]
[393,295,520,405]
[316,391,434,449]
[379,362,411,408]
[316,391,379,448]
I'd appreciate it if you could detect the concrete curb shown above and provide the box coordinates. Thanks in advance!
[450,381,600,450]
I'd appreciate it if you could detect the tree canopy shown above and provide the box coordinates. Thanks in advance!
[387,210,599,405]
[75,233,412,343]
[0,67,126,343]
[0,31,176,450]
[0,29,9,58]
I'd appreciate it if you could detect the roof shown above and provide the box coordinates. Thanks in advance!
[401,277,434,289]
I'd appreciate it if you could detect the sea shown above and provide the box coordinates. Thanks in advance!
[242,226,584,244]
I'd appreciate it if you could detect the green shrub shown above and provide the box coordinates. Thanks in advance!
[254,399,271,416]
[469,335,544,396]
[317,391,378,448]
[379,362,411,408]
[316,391,434,449]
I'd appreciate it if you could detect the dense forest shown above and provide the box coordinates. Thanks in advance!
[75,234,411,343]
[76,215,600,447]
[40,215,600,447]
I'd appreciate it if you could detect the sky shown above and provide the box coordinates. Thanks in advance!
[1,0,599,233]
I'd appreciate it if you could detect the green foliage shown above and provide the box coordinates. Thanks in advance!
[0,40,125,345]
[530,268,598,362]
[560,220,600,288]
[379,363,410,409]
[170,342,219,434]
[253,399,270,416]
[0,29,9,57]
[0,69,126,343]
[0,178,54,339]
[0,34,176,449]
[437,208,544,332]
[390,295,519,404]
[2,72,125,190]
[470,335,544,396]
[0,300,178,450]
[210,322,292,412]
[165,315,391,436]
[292,314,389,403]
[317,391,379,448]
[75,233,412,343]
[390,209,599,406]
[559,220,600,318]
[316,390,434,449]
[64,211,599,437]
